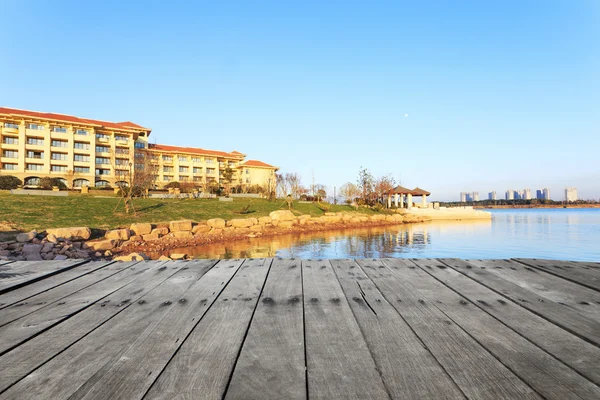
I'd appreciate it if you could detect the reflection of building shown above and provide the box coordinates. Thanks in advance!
[565,187,578,202]
[523,188,531,200]
[488,191,496,200]
[0,107,278,190]
[506,190,514,200]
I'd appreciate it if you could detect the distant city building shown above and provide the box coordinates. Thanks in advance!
[489,191,496,200]
[565,187,578,202]
[523,188,532,200]
[514,190,523,200]
[460,192,468,202]
[536,189,543,200]
[466,193,473,202]
[506,190,514,200]
[543,188,550,200]
[472,192,479,202]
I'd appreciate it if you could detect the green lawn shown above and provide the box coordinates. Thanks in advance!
[0,191,373,231]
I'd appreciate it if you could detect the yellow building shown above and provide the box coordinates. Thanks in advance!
[0,107,278,191]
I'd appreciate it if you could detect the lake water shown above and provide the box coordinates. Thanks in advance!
[165,208,600,261]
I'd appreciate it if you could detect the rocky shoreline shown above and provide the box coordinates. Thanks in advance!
[0,210,430,262]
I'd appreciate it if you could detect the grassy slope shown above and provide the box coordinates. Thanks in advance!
[0,191,374,231]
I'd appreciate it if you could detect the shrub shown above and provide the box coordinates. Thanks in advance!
[164,181,181,189]
[39,177,67,190]
[0,175,22,190]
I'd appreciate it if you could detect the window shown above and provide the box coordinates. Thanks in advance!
[163,166,173,173]
[27,123,44,130]
[4,122,19,129]
[74,166,90,173]
[96,146,110,153]
[51,165,67,172]
[178,156,187,162]
[26,164,44,171]
[115,147,129,155]
[2,150,18,158]
[74,142,90,150]
[192,157,202,163]
[246,178,250,184]
[134,141,145,149]
[193,176,203,182]
[115,158,129,166]
[26,150,44,159]
[115,169,128,177]
[206,158,214,164]
[162,155,173,162]
[96,180,110,187]
[96,133,110,140]
[52,126,67,133]
[2,163,17,170]
[245,169,249,174]
[179,166,188,173]
[193,167,202,174]
[26,137,44,146]
[206,168,215,174]
[180,176,189,182]
[95,168,110,175]
[74,154,90,162]
[51,140,68,148]
[134,163,144,170]
[2,137,18,145]
[163,175,172,182]
[76,129,88,135]
[25,177,41,186]
[115,135,128,142]
[52,153,68,161]
[96,157,110,165]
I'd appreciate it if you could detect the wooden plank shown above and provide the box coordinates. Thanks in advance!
[0,259,221,400]
[437,258,600,384]
[513,259,600,292]
[300,259,389,400]
[0,261,114,310]
[224,258,306,400]
[330,258,465,399]
[0,261,144,355]
[356,258,542,400]
[469,259,600,320]
[441,258,600,347]
[0,260,90,295]
[0,260,187,394]
[405,258,600,400]
[0,261,125,326]
[144,258,271,400]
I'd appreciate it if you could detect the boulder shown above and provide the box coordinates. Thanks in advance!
[249,225,263,232]
[258,216,272,225]
[192,225,211,235]
[230,218,254,228]
[16,231,37,243]
[142,233,161,241]
[172,231,193,239]
[113,252,150,262]
[169,220,193,232]
[26,253,43,261]
[279,221,294,229]
[269,210,295,222]
[130,223,152,236]
[105,228,131,241]
[22,243,43,255]
[41,243,55,253]
[207,218,226,229]
[53,254,68,260]
[170,253,188,260]
[87,239,117,251]
[208,228,223,235]
[46,234,58,243]
[158,255,171,261]
[151,227,170,236]
[46,227,91,240]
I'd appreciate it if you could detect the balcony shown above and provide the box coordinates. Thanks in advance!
[2,127,19,135]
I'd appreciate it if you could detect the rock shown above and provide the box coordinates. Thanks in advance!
[258,216,272,225]
[269,210,295,222]
[151,227,170,236]
[113,252,150,262]
[41,253,54,260]
[192,225,211,235]
[208,228,223,236]
[324,212,336,216]
[105,228,131,241]
[370,215,386,221]
[8,243,23,250]
[46,227,91,240]
[207,218,226,229]
[95,252,103,257]
[130,223,152,236]
[223,227,236,234]
[230,218,254,228]
[249,225,263,232]
[26,253,43,261]
[41,243,54,253]
[158,255,171,261]
[170,253,187,260]
[104,250,113,257]
[46,234,58,243]
[172,231,193,239]
[142,233,161,241]
[279,221,294,229]
[16,231,37,243]
[130,235,143,241]
[169,220,193,232]
[0,250,11,256]
[87,239,117,251]
[53,254,68,260]
[72,242,82,249]
[23,243,43,255]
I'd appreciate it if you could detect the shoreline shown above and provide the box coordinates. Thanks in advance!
[474,204,600,209]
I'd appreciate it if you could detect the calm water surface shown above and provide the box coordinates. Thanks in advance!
[166,208,600,261]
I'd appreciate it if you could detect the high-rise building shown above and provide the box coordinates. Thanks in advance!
[514,190,522,200]
[506,190,514,200]
[523,188,531,200]
[565,187,578,202]
[536,189,543,200]
[543,188,550,200]
[460,192,468,202]
[488,191,496,200]
[466,193,473,202]
[472,192,479,202]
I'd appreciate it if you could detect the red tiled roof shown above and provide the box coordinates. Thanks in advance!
[240,160,278,169]
[0,107,150,132]
[148,144,244,159]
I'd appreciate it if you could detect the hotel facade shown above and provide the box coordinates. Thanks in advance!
[0,107,278,191]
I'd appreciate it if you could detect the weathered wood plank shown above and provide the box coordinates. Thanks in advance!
[440,258,600,347]
[437,258,600,384]
[144,258,271,400]
[470,259,600,320]
[0,261,114,310]
[330,258,465,399]
[0,261,124,326]
[356,258,541,400]
[0,261,143,355]
[0,260,186,394]
[513,259,600,291]
[0,260,219,400]
[405,258,600,400]
[0,260,89,295]
[224,258,306,400]
[301,259,389,400]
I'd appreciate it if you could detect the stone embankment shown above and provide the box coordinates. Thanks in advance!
[0,210,430,262]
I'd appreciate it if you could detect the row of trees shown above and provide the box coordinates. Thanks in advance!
[339,167,397,207]
[275,173,327,201]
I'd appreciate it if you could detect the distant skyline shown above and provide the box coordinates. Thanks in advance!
[1,0,598,201]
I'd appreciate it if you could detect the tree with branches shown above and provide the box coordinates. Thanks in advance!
[374,173,396,208]
[357,166,375,205]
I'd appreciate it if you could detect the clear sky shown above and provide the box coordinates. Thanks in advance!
[2,0,598,201]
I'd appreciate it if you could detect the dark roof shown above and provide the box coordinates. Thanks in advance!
[411,187,431,196]
[392,185,414,194]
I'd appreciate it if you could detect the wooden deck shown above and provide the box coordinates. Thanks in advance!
[0,258,599,400]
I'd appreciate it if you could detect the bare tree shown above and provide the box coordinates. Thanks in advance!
[357,166,375,205]
[285,172,302,199]
[374,174,396,208]
[340,182,361,208]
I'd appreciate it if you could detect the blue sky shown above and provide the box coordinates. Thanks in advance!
[2,0,598,201]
